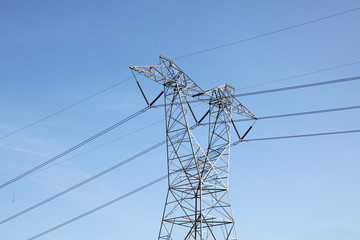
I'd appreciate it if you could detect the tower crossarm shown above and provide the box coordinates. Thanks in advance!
[130,55,256,119]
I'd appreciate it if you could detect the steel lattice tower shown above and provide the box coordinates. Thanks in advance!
[130,56,256,240]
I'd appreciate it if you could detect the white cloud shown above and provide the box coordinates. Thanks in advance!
[0,143,51,158]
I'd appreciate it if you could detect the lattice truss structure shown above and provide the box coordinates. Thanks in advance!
[130,56,256,240]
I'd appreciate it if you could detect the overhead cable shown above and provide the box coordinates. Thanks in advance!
[36,104,360,173]
[3,61,358,142]
[238,129,360,144]
[25,128,360,240]
[26,175,168,240]
[34,119,164,174]
[153,76,360,107]
[232,105,360,122]
[0,106,151,190]
[235,76,360,97]
[173,7,360,59]
[2,7,359,140]
[0,140,166,226]
[0,126,198,225]
[0,76,133,141]
[3,119,360,226]
[239,60,360,90]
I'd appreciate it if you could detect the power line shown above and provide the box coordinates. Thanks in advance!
[0,140,166,226]
[25,128,360,240]
[27,76,360,176]
[235,76,360,98]
[232,105,360,122]
[0,76,133,141]
[242,129,360,143]
[153,76,360,107]
[2,105,359,225]
[0,125,199,225]
[26,175,168,240]
[2,7,359,141]
[2,74,358,189]
[34,119,164,174]
[2,61,358,142]
[36,103,203,173]
[239,60,360,90]
[0,106,150,190]
[11,5,360,231]
[36,104,360,174]
[2,7,359,233]
[173,7,360,59]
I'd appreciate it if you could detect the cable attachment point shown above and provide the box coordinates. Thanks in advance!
[149,91,164,107]
[187,102,198,123]
[231,119,255,142]
[197,109,211,125]
[231,119,242,141]
[132,71,150,106]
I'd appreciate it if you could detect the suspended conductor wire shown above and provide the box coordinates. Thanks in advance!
[0,125,198,226]
[35,119,164,174]
[232,105,360,123]
[26,175,168,240]
[0,140,166,226]
[0,76,133,141]
[2,60,358,142]
[239,60,360,90]
[235,76,360,97]
[2,103,360,226]
[33,104,360,176]
[35,103,203,174]
[237,129,360,144]
[2,75,359,190]
[26,104,360,175]
[25,128,360,240]
[0,106,151,190]
[173,7,360,60]
[1,7,359,141]
[153,76,360,107]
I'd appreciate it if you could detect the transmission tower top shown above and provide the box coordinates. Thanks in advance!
[130,55,256,119]
[130,56,256,239]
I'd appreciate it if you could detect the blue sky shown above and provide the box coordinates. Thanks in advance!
[0,0,359,239]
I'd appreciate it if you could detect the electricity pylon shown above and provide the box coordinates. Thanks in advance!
[130,56,256,240]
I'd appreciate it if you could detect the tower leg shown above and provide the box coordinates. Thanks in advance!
[158,86,238,240]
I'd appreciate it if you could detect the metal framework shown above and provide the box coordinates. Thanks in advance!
[130,56,256,240]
